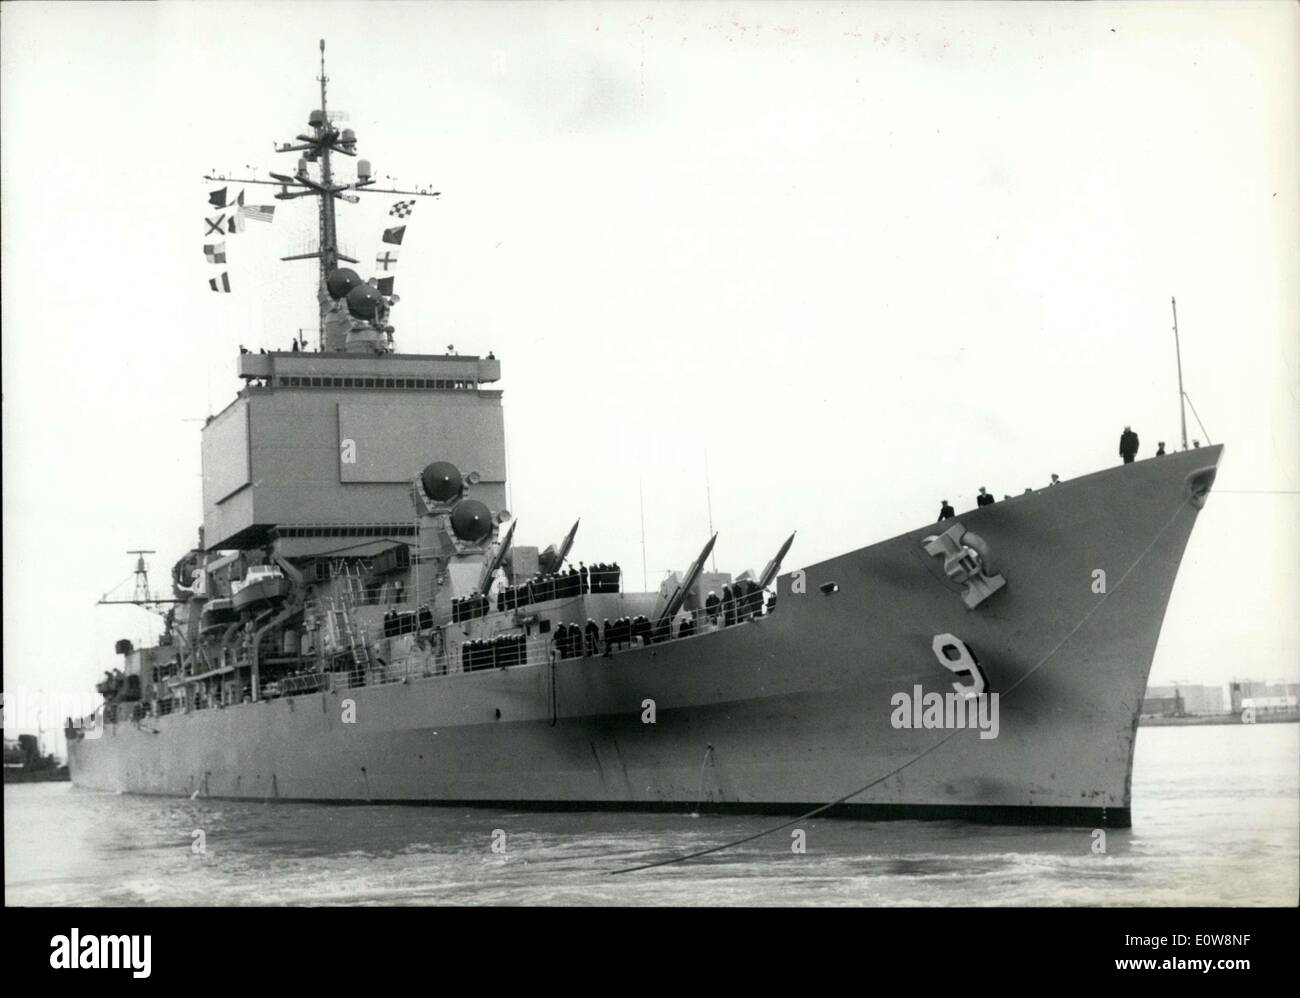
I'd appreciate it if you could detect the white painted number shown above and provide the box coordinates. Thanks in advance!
[931,633,987,698]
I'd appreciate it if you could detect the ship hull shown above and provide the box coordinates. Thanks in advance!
[69,446,1222,827]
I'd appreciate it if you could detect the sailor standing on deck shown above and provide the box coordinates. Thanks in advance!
[938,500,955,522]
[976,487,994,507]
[1119,426,1140,463]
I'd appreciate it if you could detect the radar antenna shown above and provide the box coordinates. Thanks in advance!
[97,550,181,612]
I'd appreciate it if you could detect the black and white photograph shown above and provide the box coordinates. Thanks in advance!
[2,0,1296,964]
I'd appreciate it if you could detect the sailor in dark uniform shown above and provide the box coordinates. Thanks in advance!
[734,581,751,622]
[722,585,736,627]
[1156,441,1166,456]
[602,619,613,657]
[705,591,721,624]
[976,487,994,507]
[938,500,955,521]
[632,615,651,646]
[585,618,600,656]
[579,562,590,594]
[1119,426,1139,463]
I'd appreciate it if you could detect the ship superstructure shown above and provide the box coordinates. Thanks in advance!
[68,45,1223,830]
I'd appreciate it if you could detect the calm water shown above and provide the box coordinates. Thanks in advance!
[6,724,1296,906]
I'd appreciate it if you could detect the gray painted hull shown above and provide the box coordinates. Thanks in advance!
[70,446,1222,827]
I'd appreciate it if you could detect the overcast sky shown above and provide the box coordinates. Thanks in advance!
[3,1,1297,745]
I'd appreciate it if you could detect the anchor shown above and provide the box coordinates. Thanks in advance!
[922,522,1006,610]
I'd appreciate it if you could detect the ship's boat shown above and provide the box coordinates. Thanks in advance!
[231,567,291,612]
[67,43,1223,832]
[199,598,238,630]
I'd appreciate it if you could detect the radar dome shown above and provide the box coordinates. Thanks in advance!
[345,283,383,320]
[325,268,363,300]
[421,461,462,503]
[450,499,493,543]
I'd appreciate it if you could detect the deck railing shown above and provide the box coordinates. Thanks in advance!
[92,589,774,729]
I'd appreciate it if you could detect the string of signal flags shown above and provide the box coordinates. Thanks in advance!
[202,188,418,296]
[371,199,419,298]
[203,186,276,293]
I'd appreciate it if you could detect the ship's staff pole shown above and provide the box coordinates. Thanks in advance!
[1172,296,1188,451]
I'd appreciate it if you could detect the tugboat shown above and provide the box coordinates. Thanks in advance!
[3,735,69,784]
[67,42,1222,829]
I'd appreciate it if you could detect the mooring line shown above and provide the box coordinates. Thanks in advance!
[610,499,1191,875]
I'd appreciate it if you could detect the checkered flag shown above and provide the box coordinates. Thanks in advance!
[389,200,416,218]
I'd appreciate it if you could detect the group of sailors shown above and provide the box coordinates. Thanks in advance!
[384,569,772,669]
[601,615,660,652]
[1120,425,1191,462]
[382,605,435,637]
[583,563,622,593]
[706,579,769,627]
[586,585,772,657]
[935,428,1195,523]
[495,561,622,611]
[460,633,528,671]
[548,614,686,658]
[554,620,601,658]
[451,592,491,623]
[936,476,1067,520]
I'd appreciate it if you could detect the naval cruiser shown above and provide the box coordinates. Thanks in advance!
[68,43,1223,829]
